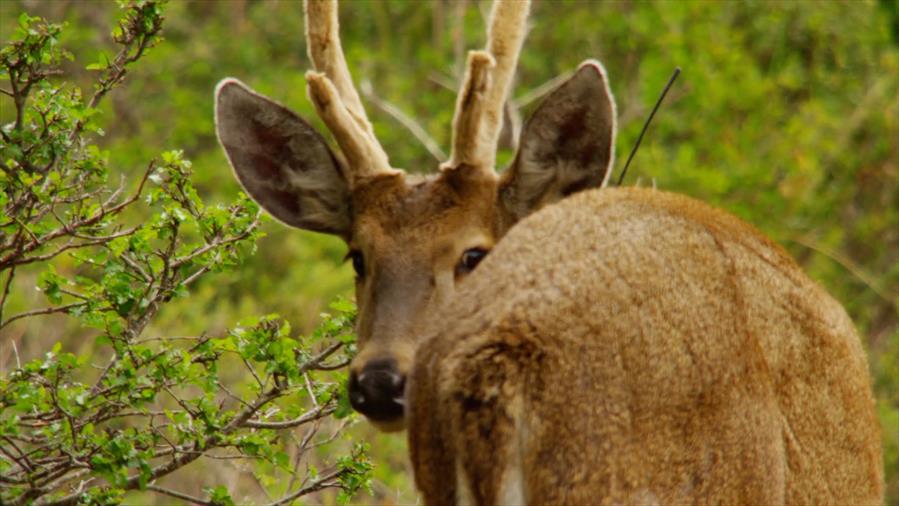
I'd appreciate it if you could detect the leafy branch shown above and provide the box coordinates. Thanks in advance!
[0,3,371,505]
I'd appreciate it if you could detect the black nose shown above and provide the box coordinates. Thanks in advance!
[348,358,405,422]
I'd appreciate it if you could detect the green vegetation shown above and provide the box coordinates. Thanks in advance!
[1,0,896,503]
[1,3,369,504]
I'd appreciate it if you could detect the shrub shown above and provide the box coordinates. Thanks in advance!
[0,2,370,504]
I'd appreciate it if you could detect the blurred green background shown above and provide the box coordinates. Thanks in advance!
[2,0,897,503]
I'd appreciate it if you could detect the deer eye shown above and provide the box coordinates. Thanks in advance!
[348,250,365,279]
[457,247,488,276]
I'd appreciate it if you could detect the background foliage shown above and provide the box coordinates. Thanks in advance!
[2,0,897,503]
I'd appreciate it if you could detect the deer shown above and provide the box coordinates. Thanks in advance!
[214,0,884,504]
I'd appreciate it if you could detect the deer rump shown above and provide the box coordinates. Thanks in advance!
[407,187,883,506]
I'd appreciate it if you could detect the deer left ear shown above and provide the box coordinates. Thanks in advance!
[499,60,616,222]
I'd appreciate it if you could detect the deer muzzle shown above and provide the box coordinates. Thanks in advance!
[348,357,406,427]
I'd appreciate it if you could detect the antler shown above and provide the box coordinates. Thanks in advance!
[444,0,531,171]
[304,0,396,181]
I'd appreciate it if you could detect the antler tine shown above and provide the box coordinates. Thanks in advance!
[304,0,395,180]
[444,0,531,171]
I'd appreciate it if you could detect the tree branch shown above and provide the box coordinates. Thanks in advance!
[264,467,344,506]
[146,484,211,505]
[243,405,336,429]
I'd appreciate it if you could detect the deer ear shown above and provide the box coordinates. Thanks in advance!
[499,60,616,222]
[215,78,351,238]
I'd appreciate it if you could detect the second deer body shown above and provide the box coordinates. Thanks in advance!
[408,187,883,504]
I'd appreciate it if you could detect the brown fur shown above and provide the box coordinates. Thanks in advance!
[347,167,504,398]
[408,187,884,505]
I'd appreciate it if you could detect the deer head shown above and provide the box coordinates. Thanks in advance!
[214,0,616,431]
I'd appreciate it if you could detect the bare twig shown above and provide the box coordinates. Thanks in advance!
[264,467,344,506]
[0,302,88,331]
[789,235,897,308]
[10,226,140,268]
[298,341,344,375]
[306,419,351,451]
[118,252,153,283]
[179,265,212,288]
[12,340,21,369]
[360,80,446,162]
[303,373,320,409]
[170,209,262,269]
[515,70,575,109]
[427,71,457,92]
[0,264,16,324]
[30,469,91,505]
[146,484,211,505]
[217,380,255,410]
[0,437,33,473]
[244,404,336,429]
[312,357,351,371]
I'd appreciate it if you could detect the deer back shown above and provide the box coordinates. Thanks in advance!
[407,187,883,505]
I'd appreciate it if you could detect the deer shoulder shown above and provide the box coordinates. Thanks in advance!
[408,188,883,505]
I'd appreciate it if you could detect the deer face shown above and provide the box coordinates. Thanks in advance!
[343,169,500,429]
[214,0,616,430]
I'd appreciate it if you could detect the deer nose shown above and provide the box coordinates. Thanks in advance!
[348,358,406,422]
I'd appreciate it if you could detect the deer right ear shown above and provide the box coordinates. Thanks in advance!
[499,61,617,223]
[215,78,351,238]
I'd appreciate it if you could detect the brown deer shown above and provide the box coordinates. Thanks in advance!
[214,0,883,504]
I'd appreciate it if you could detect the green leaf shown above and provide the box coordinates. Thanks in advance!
[206,485,235,506]
[329,297,356,315]
[334,383,355,419]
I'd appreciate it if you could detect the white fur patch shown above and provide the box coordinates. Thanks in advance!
[498,462,526,506]
[455,458,474,506]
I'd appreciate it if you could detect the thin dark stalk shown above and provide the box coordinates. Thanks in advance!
[616,67,680,186]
